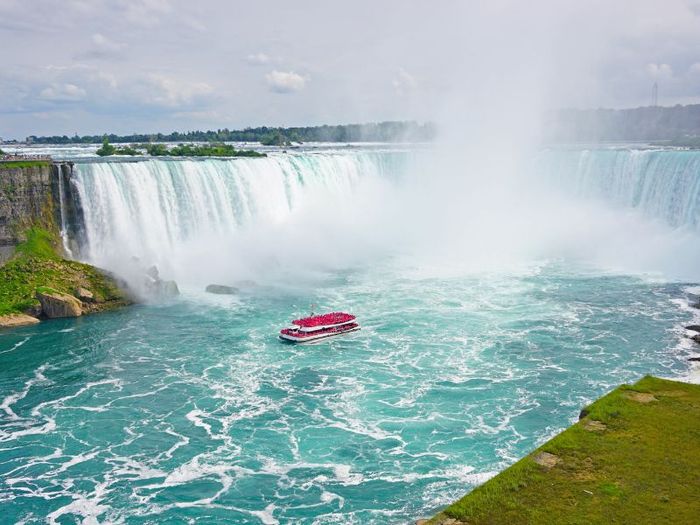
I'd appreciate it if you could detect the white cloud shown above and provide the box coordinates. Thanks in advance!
[266,70,306,94]
[92,33,125,53]
[38,83,86,102]
[246,52,271,66]
[3,0,700,136]
[78,33,127,60]
[137,74,214,107]
[0,63,216,118]
[647,63,673,80]
[392,68,417,96]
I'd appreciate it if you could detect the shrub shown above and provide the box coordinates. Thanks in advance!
[96,137,116,156]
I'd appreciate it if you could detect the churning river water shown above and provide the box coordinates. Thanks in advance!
[1,144,699,523]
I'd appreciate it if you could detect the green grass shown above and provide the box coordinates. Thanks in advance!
[0,227,126,316]
[431,376,700,525]
[0,160,51,169]
[14,226,59,259]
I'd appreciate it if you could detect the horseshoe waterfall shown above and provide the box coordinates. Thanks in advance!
[2,146,699,524]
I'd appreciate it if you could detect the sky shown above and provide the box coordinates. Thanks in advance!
[1,0,700,139]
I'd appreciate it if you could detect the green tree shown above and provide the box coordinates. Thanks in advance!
[145,143,170,156]
[96,137,116,156]
[260,130,290,146]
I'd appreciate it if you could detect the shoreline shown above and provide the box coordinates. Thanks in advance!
[424,375,700,524]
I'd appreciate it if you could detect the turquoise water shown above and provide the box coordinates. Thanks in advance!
[3,146,700,522]
[0,262,695,524]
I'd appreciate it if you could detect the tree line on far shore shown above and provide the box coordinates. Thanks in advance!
[96,139,266,158]
[27,121,437,146]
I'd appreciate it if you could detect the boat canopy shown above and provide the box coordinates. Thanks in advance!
[292,312,356,328]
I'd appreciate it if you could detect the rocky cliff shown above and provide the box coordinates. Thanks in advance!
[0,161,73,263]
[0,161,131,328]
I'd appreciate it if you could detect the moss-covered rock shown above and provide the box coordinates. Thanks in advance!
[0,226,131,323]
[0,313,40,328]
[35,288,82,318]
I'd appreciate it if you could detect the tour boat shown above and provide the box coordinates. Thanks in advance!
[279,312,360,343]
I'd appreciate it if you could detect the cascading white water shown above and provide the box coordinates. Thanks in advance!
[536,148,700,231]
[56,166,73,258]
[67,147,700,283]
[70,152,407,278]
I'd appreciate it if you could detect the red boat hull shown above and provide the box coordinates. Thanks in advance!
[279,323,360,343]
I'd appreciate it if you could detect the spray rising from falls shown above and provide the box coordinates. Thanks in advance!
[67,147,700,284]
[70,152,408,282]
[537,148,700,231]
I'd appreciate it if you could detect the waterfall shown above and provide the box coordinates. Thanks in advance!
[65,147,700,281]
[55,165,74,258]
[70,152,407,269]
[535,148,700,231]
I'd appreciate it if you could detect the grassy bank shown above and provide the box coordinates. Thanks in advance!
[0,160,51,169]
[430,375,700,525]
[0,227,127,316]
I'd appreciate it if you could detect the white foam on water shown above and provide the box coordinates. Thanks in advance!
[30,378,122,418]
[45,480,110,525]
[0,364,48,419]
[185,409,214,438]
[160,427,191,460]
[320,490,345,508]
[249,503,279,525]
[3,447,63,481]
[48,450,100,476]
[0,336,32,355]
[107,456,167,481]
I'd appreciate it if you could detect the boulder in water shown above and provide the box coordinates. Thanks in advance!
[146,265,159,280]
[36,289,82,318]
[146,278,179,298]
[160,280,180,297]
[0,313,40,328]
[205,284,239,295]
[686,325,700,333]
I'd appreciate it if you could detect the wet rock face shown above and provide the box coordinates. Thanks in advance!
[0,164,53,250]
[145,276,180,299]
[75,287,95,303]
[0,162,82,263]
[35,290,82,318]
[159,280,180,297]
[146,265,159,280]
[205,284,239,295]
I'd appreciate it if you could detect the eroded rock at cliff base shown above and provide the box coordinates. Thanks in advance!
[205,284,239,295]
[0,313,40,328]
[160,280,179,297]
[36,289,82,318]
[145,276,180,299]
[75,287,95,303]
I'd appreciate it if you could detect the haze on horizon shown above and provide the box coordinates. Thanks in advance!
[1,0,700,139]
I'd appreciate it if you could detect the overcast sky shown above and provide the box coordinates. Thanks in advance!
[1,0,700,139]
